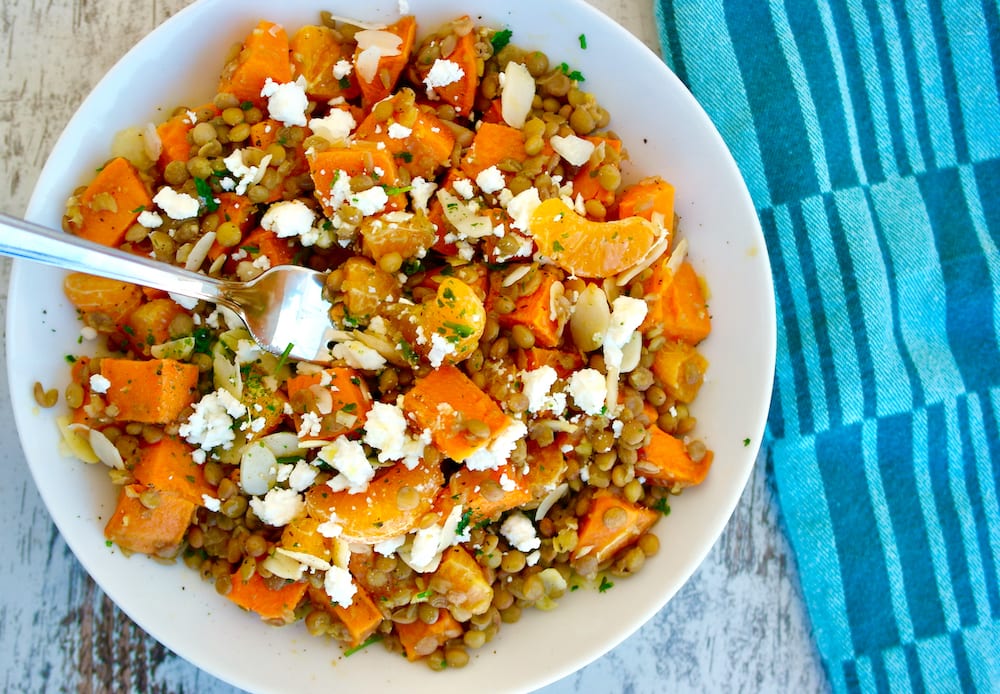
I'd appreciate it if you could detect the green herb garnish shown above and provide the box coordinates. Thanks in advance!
[653,497,671,516]
[598,576,614,592]
[274,342,294,372]
[194,177,219,212]
[579,34,588,49]
[456,508,474,535]
[490,28,513,52]
[344,634,384,656]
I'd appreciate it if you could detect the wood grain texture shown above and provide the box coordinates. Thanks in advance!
[0,1,829,691]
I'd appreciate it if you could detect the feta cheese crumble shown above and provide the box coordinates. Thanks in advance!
[137,210,163,228]
[88,374,111,395]
[500,512,541,552]
[260,77,309,126]
[463,419,528,471]
[475,165,506,194]
[179,388,248,451]
[423,58,465,99]
[330,340,387,371]
[318,438,375,493]
[261,199,316,239]
[152,187,200,220]
[324,564,357,606]
[249,487,306,526]
[309,109,356,143]
[363,401,428,468]
[567,368,607,415]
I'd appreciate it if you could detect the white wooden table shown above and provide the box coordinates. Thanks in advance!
[0,1,828,691]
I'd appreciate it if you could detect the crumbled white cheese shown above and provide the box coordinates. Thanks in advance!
[88,374,111,395]
[261,199,316,239]
[317,514,344,538]
[567,368,607,415]
[179,388,248,450]
[137,210,163,228]
[169,292,199,310]
[332,59,353,80]
[500,512,541,552]
[453,177,475,200]
[427,332,457,368]
[363,401,428,469]
[463,419,528,471]
[520,365,560,413]
[324,564,357,606]
[423,58,465,99]
[201,495,222,512]
[223,149,272,196]
[475,165,506,194]
[309,109,356,143]
[550,134,596,167]
[409,177,438,212]
[80,326,98,341]
[288,460,319,492]
[405,524,444,572]
[350,186,389,216]
[331,340,387,370]
[249,487,306,526]
[152,187,200,220]
[318,438,375,493]
[260,77,309,127]
[505,187,541,232]
[387,122,412,139]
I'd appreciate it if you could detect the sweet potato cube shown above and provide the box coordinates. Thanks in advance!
[130,435,216,507]
[651,341,708,403]
[395,608,463,661]
[123,298,186,354]
[285,367,371,439]
[280,516,331,561]
[218,20,292,107]
[308,144,407,218]
[354,94,456,180]
[66,157,153,247]
[637,406,713,487]
[402,365,510,463]
[100,358,200,423]
[227,571,308,623]
[353,16,416,108]
[436,464,531,525]
[104,484,196,557]
[642,260,711,344]
[571,492,659,565]
[493,269,568,348]
[460,122,528,179]
[308,583,385,648]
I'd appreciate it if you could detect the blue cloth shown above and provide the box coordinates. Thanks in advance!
[654,0,1000,691]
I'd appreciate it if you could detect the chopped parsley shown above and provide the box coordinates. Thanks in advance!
[652,497,672,516]
[598,576,614,592]
[130,204,146,214]
[397,151,414,163]
[443,322,474,338]
[414,589,433,601]
[455,508,474,536]
[64,354,77,364]
[743,437,751,447]
[240,100,254,110]
[192,327,213,355]
[338,76,351,90]
[342,402,358,413]
[579,34,588,49]
[552,240,564,252]
[558,62,585,82]
[490,28,513,53]
[194,177,219,212]
[382,184,413,196]
[344,634,383,656]
[274,342,294,372]
[398,339,419,365]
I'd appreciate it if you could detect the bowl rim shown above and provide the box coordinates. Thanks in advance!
[8,0,776,691]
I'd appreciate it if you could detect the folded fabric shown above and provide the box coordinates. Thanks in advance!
[654,0,1000,691]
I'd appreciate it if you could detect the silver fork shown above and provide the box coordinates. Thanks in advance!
[0,212,335,363]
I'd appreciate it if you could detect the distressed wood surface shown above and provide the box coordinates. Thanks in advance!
[0,1,828,692]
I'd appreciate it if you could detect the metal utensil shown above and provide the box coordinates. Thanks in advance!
[0,212,335,363]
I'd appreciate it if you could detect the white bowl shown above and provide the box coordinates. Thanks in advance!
[7,0,775,691]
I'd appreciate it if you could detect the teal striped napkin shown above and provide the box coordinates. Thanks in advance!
[654,0,1000,691]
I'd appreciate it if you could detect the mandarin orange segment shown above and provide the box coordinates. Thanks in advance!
[528,198,662,278]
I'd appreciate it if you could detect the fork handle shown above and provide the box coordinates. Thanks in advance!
[0,211,234,309]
